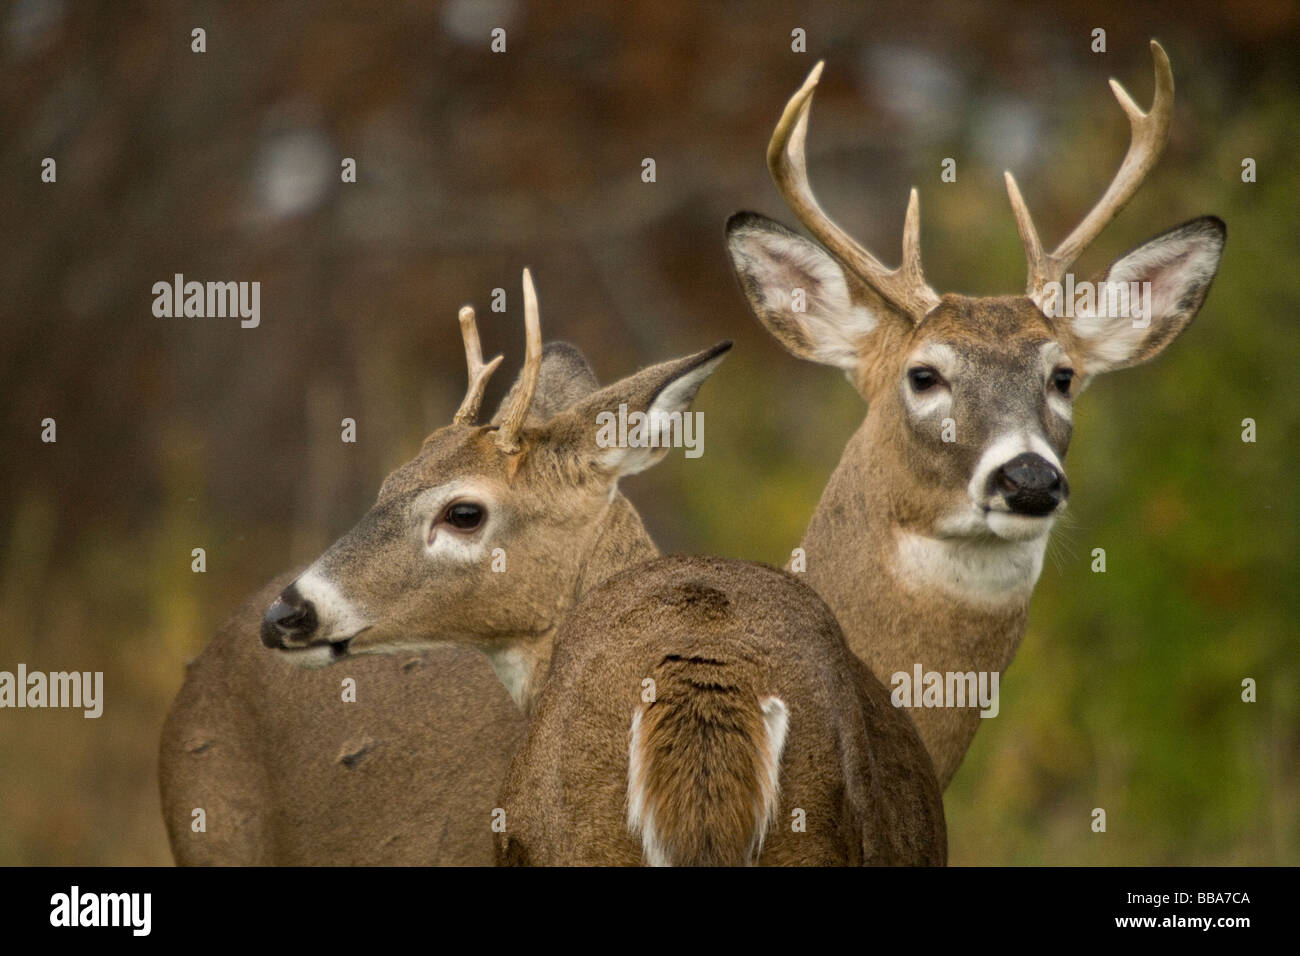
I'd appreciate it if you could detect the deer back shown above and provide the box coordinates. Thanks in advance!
[497,555,946,866]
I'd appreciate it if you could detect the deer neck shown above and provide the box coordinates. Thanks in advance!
[798,418,1044,788]
[492,492,659,717]
[571,492,660,603]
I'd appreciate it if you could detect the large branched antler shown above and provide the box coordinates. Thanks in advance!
[1005,40,1174,303]
[768,60,941,321]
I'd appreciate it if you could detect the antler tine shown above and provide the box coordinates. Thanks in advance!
[767,61,940,320]
[452,305,504,425]
[1006,39,1175,301]
[494,268,542,453]
[900,187,926,288]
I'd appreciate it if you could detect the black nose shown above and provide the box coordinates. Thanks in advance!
[260,584,318,648]
[992,452,1068,516]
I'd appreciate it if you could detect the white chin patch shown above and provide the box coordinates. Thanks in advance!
[986,510,1057,542]
[282,644,337,670]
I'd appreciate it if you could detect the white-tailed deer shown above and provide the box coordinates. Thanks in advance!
[725,41,1225,788]
[159,271,725,864]
[498,555,946,865]
[250,271,945,866]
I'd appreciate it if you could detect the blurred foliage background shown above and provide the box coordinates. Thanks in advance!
[1,0,1296,865]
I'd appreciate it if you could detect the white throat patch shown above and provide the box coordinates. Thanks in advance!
[487,643,538,711]
[893,530,1047,606]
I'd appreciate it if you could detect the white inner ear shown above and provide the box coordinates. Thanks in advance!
[1107,238,1220,323]
[1069,308,1145,372]
[600,353,726,478]
[1071,231,1222,373]
[731,228,879,370]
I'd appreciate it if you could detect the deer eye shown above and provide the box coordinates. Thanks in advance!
[907,366,941,392]
[1051,368,1075,395]
[442,501,486,532]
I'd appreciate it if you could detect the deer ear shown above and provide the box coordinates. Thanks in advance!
[491,341,601,426]
[542,341,732,479]
[1068,217,1226,375]
[727,212,895,371]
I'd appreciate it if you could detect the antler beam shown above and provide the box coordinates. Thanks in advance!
[768,60,941,321]
[1005,39,1175,302]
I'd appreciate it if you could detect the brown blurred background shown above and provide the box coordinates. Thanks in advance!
[1,0,1297,864]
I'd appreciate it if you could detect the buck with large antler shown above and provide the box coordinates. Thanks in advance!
[159,271,724,864]
[238,271,945,866]
[726,41,1225,788]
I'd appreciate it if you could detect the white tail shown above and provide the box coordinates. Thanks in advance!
[627,688,788,867]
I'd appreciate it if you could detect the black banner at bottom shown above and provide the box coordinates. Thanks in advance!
[0,865,1277,942]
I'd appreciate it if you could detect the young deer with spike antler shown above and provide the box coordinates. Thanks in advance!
[726,40,1225,788]
[255,272,731,704]
[255,271,945,866]
[160,271,719,864]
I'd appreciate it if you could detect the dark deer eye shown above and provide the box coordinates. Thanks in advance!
[1052,368,1075,395]
[907,367,941,392]
[443,501,485,531]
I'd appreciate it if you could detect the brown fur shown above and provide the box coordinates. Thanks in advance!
[497,557,947,866]
[159,340,697,864]
[809,295,1057,786]
[631,647,777,867]
[726,50,1227,790]
[730,209,1224,789]
[159,573,525,864]
[801,417,1031,787]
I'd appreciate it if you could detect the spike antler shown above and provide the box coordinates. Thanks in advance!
[452,305,504,425]
[768,60,941,321]
[1005,39,1175,304]
[493,268,542,453]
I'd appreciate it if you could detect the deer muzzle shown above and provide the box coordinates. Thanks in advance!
[992,452,1068,517]
[260,584,320,648]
